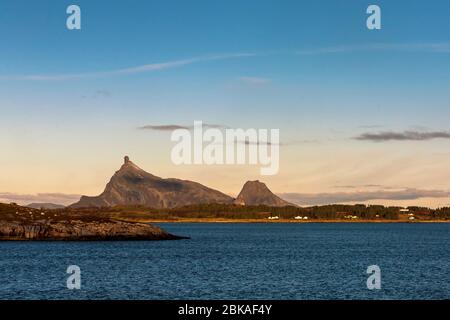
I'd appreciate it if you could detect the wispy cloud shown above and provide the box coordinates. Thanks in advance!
[236,138,316,147]
[3,42,449,82]
[0,192,81,206]
[358,124,384,129]
[1,53,257,81]
[333,184,385,189]
[354,130,450,142]
[238,139,281,146]
[279,188,450,206]
[93,89,111,98]
[138,124,190,131]
[238,76,271,86]
[139,125,285,147]
[81,89,111,99]
[138,123,227,131]
[296,42,450,55]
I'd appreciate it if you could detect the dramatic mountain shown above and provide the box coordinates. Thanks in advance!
[234,180,294,207]
[26,203,65,210]
[70,156,233,209]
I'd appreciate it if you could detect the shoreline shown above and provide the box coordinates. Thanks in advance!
[117,218,450,224]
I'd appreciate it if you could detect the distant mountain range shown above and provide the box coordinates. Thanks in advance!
[71,156,293,209]
[26,203,66,210]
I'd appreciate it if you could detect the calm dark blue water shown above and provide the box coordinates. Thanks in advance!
[0,223,449,300]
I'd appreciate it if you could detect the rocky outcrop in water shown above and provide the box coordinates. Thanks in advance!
[0,203,186,241]
[0,220,184,240]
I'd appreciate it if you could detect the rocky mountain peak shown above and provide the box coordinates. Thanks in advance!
[117,156,146,174]
[234,180,293,207]
[70,157,293,209]
[70,157,233,209]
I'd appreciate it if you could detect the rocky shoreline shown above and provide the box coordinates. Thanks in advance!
[0,219,187,241]
[0,203,187,241]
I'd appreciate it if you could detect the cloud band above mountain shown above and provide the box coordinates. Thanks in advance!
[3,187,450,208]
[354,131,450,142]
[138,123,227,131]
[279,188,450,206]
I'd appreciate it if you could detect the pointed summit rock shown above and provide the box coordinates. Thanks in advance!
[234,180,294,207]
[71,156,233,209]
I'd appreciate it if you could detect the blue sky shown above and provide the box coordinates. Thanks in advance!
[1,0,450,206]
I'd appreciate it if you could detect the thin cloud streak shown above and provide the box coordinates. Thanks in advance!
[81,89,111,99]
[239,139,281,146]
[333,184,385,189]
[0,53,258,81]
[2,42,449,81]
[139,125,283,146]
[138,124,190,131]
[138,123,227,131]
[238,76,271,85]
[354,131,450,142]
[279,188,450,206]
[296,42,450,55]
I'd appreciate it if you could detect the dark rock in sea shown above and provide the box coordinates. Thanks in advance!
[0,203,187,241]
[0,219,187,241]
[0,219,186,241]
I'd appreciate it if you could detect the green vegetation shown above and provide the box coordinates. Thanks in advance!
[60,203,450,221]
[2,202,450,222]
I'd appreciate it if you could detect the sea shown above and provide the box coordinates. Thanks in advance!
[0,223,449,300]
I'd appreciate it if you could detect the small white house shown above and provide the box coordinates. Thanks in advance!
[268,216,279,220]
[294,216,303,220]
[303,216,309,220]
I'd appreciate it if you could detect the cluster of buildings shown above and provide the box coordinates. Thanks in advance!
[266,216,310,220]
[400,208,416,220]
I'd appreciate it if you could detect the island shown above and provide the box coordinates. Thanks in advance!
[0,203,187,241]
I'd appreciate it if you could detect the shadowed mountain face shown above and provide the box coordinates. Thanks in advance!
[234,180,294,207]
[70,157,233,209]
